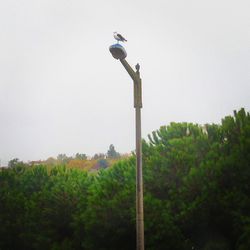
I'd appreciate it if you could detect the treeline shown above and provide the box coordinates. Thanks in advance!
[0,108,250,249]
[8,144,127,171]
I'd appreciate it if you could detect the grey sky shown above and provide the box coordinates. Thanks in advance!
[0,0,249,165]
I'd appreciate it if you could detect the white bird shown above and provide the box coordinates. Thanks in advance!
[113,32,127,43]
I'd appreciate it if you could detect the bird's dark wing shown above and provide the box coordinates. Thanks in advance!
[117,33,127,41]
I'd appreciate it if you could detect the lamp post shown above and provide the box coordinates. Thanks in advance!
[109,44,144,250]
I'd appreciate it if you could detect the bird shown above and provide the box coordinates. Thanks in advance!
[113,32,127,43]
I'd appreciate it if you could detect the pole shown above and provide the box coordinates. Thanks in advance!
[135,66,144,250]
[120,59,144,250]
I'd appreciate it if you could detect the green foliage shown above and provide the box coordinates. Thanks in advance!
[0,108,250,249]
[83,159,136,250]
[8,158,26,168]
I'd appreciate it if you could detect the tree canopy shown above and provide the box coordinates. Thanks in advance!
[0,108,250,249]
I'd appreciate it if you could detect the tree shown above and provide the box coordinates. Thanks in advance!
[107,144,120,159]
[45,157,57,165]
[8,158,24,168]
[75,153,87,160]
[97,159,108,169]
[92,153,106,160]
[57,154,72,164]
[1,109,250,250]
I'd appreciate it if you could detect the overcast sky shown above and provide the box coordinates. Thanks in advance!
[0,0,249,165]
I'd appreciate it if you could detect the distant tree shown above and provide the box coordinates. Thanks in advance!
[45,157,57,165]
[75,153,87,160]
[97,159,108,169]
[57,154,72,164]
[92,153,106,160]
[67,159,85,169]
[107,144,120,159]
[8,158,24,168]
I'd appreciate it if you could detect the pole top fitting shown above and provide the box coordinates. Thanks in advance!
[135,63,140,72]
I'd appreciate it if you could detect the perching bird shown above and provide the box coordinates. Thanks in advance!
[113,32,127,43]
